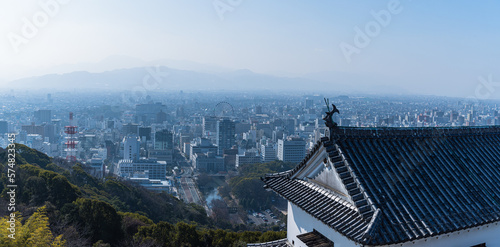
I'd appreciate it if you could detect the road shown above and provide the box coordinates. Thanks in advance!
[179,176,202,205]
[174,150,204,206]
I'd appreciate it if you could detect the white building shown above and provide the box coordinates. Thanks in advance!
[123,134,140,161]
[90,147,108,160]
[236,151,261,168]
[277,137,305,164]
[129,178,174,194]
[117,158,166,180]
[192,152,224,173]
[189,137,217,161]
[88,158,105,178]
[256,126,500,247]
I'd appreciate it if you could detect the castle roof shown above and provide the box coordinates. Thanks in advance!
[262,126,500,245]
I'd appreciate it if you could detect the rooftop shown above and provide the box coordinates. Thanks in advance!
[263,126,500,245]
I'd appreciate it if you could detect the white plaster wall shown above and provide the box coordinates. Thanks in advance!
[287,202,360,247]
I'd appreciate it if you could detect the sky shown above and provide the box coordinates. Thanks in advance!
[1,1,500,98]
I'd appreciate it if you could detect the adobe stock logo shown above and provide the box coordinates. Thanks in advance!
[340,0,403,63]
[7,0,71,53]
[467,74,500,103]
[120,66,169,105]
[213,0,243,21]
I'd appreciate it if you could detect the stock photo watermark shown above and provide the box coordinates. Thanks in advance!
[5,134,17,239]
[7,0,71,53]
[120,66,169,105]
[470,74,500,101]
[340,0,403,63]
[213,0,243,21]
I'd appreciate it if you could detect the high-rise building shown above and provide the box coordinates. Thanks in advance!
[203,116,218,137]
[255,105,263,114]
[216,118,235,155]
[192,152,224,173]
[189,137,217,162]
[150,129,173,163]
[223,147,238,170]
[305,99,314,109]
[22,123,44,136]
[135,102,167,124]
[277,137,306,164]
[261,144,277,163]
[0,121,8,134]
[236,151,261,168]
[123,134,140,161]
[154,129,173,150]
[34,110,51,124]
[139,127,152,141]
[107,120,115,129]
[123,123,139,135]
[156,111,168,124]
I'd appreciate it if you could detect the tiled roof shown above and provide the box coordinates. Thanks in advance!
[247,238,290,247]
[263,126,500,246]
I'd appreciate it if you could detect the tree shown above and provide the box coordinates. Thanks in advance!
[0,206,66,247]
[135,221,176,246]
[211,199,230,228]
[175,222,200,247]
[73,198,123,244]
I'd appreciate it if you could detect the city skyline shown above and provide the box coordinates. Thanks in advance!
[2,2,500,245]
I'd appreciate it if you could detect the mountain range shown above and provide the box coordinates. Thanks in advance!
[8,64,409,95]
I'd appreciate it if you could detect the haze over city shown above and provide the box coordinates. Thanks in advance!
[2,2,500,247]
[1,1,500,98]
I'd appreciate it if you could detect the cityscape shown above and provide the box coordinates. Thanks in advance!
[1,1,500,246]
[1,91,499,200]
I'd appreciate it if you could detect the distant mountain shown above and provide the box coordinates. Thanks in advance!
[9,66,339,92]
[8,66,412,95]
[10,67,227,91]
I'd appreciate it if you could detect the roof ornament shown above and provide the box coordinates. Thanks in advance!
[323,98,340,140]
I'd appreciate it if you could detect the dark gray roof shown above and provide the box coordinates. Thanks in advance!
[247,238,290,247]
[263,126,500,246]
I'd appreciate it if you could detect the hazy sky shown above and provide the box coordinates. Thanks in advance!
[1,1,499,97]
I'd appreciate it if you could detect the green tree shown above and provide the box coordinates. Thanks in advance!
[135,221,176,246]
[73,198,123,244]
[175,222,200,247]
[0,207,66,247]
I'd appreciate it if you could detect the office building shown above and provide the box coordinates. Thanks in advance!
[216,118,235,155]
[123,134,140,161]
[117,158,166,180]
[235,151,261,168]
[277,137,306,164]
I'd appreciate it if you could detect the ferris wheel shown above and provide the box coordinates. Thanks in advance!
[214,101,235,118]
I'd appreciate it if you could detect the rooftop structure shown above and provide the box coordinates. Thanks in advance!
[262,126,500,246]
[256,101,500,247]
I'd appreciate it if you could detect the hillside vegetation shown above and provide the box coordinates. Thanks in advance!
[0,145,285,246]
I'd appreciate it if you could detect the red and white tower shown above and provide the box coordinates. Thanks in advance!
[64,112,78,162]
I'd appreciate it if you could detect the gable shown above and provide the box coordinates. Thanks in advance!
[293,146,351,203]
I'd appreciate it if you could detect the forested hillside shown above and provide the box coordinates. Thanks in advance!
[0,145,285,246]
